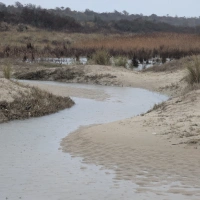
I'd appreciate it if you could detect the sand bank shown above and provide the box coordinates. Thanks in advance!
[0,78,74,123]
[56,65,200,196]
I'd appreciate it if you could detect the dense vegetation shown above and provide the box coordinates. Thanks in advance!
[1,2,200,63]
[0,2,200,33]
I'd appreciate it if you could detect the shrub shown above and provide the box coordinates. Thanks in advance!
[3,63,12,79]
[92,50,110,65]
[114,56,127,68]
[186,56,200,85]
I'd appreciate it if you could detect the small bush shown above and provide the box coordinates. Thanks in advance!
[186,56,200,85]
[92,50,110,65]
[3,64,12,79]
[114,56,127,68]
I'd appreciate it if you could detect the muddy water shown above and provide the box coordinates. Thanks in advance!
[0,82,191,200]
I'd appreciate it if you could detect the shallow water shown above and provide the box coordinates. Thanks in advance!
[0,82,194,200]
[36,57,87,65]
[35,56,171,70]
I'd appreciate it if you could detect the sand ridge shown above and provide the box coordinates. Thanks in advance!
[0,78,74,123]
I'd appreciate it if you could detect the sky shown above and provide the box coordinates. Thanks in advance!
[1,0,200,17]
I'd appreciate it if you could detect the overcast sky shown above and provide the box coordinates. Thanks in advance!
[1,0,200,17]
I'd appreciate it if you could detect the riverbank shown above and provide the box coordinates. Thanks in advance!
[11,58,200,146]
[1,57,200,197]
[0,78,74,123]
[14,62,185,97]
[57,62,200,196]
[14,60,200,144]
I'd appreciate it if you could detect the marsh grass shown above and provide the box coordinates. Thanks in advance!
[92,50,110,65]
[114,56,127,68]
[3,63,12,79]
[186,56,200,85]
[2,29,200,60]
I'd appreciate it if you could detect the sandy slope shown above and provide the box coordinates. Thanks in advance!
[0,79,30,122]
[0,78,30,102]
[0,78,74,123]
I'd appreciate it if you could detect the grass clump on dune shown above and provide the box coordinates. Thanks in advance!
[92,50,110,65]
[3,63,12,79]
[114,56,127,68]
[186,56,200,85]
[0,85,75,122]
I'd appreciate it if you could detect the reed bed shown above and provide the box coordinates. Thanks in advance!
[1,29,200,62]
[72,33,200,58]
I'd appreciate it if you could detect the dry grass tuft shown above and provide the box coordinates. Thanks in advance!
[92,50,110,65]
[185,56,200,85]
[114,56,127,67]
[3,63,12,79]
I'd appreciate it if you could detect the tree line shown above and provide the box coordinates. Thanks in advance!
[0,2,200,33]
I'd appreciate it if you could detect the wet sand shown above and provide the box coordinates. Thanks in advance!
[0,85,169,200]
[18,66,200,197]
[19,80,110,101]
[1,63,200,198]
[56,65,200,198]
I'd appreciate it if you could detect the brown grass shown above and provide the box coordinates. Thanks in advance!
[72,33,200,58]
[73,33,200,51]
[1,27,200,60]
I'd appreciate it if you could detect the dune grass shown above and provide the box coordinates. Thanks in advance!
[186,56,200,85]
[92,50,110,65]
[114,56,127,67]
[3,63,12,79]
